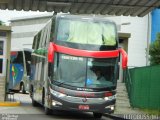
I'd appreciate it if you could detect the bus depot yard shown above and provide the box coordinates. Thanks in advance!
[0,13,160,119]
[0,93,159,120]
[0,93,113,120]
[0,14,128,119]
[0,1,160,119]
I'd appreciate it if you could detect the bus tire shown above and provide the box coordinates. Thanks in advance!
[32,99,37,106]
[20,83,26,94]
[31,88,38,106]
[32,96,38,106]
[30,85,33,98]
[42,89,52,115]
[42,88,45,105]
[45,107,52,115]
[93,112,102,119]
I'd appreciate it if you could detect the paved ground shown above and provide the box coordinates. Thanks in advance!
[1,91,159,120]
[0,93,115,120]
[2,92,158,120]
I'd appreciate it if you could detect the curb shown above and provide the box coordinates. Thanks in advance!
[103,113,126,120]
[0,101,21,107]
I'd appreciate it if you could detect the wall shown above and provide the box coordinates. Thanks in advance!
[108,15,150,67]
[121,15,150,67]
[10,14,52,49]
[125,65,160,110]
[10,14,150,67]
[0,26,11,101]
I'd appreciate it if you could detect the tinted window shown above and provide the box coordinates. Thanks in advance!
[0,59,2,73]
[57,19,116,46]
[53,53,118,88]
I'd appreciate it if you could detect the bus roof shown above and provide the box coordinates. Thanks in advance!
[56,14,116,24]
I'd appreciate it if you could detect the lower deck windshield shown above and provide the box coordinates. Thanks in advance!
[53,53,118,89]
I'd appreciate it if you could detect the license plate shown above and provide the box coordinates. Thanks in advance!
[79,105,89,110]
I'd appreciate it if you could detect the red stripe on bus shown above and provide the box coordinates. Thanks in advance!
[53,44,119,58]
[119,48,128,69]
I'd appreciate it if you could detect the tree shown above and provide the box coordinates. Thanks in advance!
[0,20,2,25]
[149,33,160,65]
[0,20,5,25]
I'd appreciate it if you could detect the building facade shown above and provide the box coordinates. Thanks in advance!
[0,26,11,101]
[106,15,151,67]
[10,13,53,50]
[10,13,150,68]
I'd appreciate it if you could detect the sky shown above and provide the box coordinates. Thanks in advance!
[0,9,51,25]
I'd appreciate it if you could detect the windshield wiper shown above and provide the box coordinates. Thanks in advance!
[55,81,82,87]
[53,80,65,87]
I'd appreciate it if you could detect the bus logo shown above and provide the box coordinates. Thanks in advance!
[82,97,87,103]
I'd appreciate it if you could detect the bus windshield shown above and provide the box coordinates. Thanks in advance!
[53,53,118,88]
[56,18,116,46]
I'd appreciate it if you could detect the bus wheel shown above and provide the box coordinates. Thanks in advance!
[93,112,102,119]
[32,95,38,106]
[20,83,26,94]
[45,107,52,115]
[43,90,52,115]
[31,89,38,106]
[43,97,52,115]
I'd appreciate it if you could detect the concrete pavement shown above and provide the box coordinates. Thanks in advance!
[0,82,145,119]
[0,92,21,107]
[0,93,113,120]
[115,82,144,115]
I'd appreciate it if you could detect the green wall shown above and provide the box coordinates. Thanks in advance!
[125,65,160,110]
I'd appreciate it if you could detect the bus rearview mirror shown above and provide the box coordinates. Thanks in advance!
[48,42,54,63]
[119,48,128,69]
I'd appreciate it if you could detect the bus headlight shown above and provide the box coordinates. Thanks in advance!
[111,106,114,110]
[105,105,114,110]
[104,95,116,101]
[50,87,66,98]
[58,93,66,98]
[52,100,62,106]
[52,101,56,106]
[104,97,109,101]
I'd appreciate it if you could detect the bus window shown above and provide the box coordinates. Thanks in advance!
[0,59,2,73]
[57,19,116,46]
[24,51,31,76]
[12,51,24,65]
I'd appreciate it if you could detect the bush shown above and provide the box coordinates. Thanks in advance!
[0,20,3,25]
[149,33,160,65]
[0,20,5,26]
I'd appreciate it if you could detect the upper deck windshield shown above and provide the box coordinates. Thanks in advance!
[56,16,117,46]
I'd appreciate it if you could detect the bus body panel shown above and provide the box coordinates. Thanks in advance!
[30,14,127,116]
[30,19,52,104]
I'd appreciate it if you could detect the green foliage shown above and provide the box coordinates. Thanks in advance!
[0,20,2,25]
[149,33,160,65]
[142,109,160,115]
[0,20,6,26]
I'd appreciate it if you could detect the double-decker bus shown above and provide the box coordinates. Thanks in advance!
[30,14,127,118]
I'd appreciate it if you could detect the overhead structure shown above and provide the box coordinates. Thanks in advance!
[0,0,160,17]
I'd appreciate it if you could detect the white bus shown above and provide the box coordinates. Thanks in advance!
[30,14,127,118]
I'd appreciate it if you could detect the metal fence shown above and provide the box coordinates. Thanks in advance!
[124,65,160,110]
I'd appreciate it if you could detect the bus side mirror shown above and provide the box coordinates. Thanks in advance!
[119,48,128,69]
[48,42,54,63]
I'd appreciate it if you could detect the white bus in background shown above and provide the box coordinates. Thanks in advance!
[9,48,32,93]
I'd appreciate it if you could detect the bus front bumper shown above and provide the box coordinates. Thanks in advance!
[50,95,116,114]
